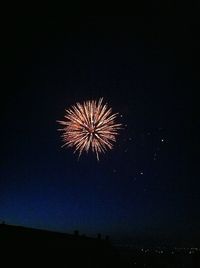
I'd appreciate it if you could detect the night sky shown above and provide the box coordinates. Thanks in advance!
[0,14,199,245]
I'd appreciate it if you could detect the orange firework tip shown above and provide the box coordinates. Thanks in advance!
[57,98,122,160]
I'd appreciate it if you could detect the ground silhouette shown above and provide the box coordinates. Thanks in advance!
[0,223,122,267]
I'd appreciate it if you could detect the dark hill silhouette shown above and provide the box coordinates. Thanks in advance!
[0,223,122,267]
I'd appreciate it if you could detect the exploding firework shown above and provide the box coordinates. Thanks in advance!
[57,98,121,160]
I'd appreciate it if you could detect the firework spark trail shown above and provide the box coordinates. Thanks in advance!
[57,98,121,160]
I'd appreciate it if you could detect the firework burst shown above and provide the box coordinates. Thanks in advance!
[57,98,121,160]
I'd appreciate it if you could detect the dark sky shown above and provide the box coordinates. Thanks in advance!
[0,14,199,245]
